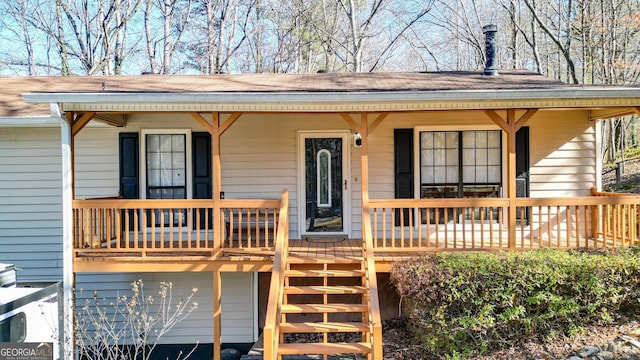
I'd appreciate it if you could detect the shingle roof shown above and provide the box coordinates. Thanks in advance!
[0,70,576,118]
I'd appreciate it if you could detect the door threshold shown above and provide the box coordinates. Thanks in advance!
[302,234,349,242]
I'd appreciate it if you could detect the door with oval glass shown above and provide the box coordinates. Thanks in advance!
[299,132,350,236]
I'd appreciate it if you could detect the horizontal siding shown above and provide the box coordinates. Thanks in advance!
[367,109,596,202]
[529,112,595,197]
[0,128,63,282]
[75,272,255,344]
[74,128,120,198]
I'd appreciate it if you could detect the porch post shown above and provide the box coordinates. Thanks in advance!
[485,109,537,250]
[361,117,369,205]
[506,110,517,249]
[212,113,222,251]
[213,270,222,359]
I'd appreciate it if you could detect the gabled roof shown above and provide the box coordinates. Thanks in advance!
[1,70,639,118]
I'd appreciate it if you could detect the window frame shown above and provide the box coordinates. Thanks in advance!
[413,125,506,200]
[139,129,193,200]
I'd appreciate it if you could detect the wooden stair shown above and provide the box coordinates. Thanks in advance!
[276,259,374,358]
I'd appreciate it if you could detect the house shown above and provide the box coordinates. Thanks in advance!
[1,68,640,359]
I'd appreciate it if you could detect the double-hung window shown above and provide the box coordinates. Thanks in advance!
[141,130,192,227]
[420,130,502,199]
[419,129,502,224]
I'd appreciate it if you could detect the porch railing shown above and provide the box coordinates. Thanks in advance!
[361,199,383,358]
[369,192,640,252]
[72,196,283,257]
[263,190,289,359]
[591,188,640,246]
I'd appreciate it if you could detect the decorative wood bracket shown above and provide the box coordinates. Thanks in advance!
[340,112,388,135]
[71,112,96,137]
[191,112,242,135]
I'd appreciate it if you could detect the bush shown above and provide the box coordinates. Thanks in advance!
[390,247,640,358]
[75,280,199,360]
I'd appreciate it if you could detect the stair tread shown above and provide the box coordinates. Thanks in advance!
[281,303,367,313]
[287,256,363,264]
[285,269,365,277]
[280,321,370,333]
[278,342,371,355]
[285,285,366,294]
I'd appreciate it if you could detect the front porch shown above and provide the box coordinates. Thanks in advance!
[71,188,640,265]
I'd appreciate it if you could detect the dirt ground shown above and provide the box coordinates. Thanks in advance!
[382,317,640,359]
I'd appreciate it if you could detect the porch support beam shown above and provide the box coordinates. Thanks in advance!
[368,112,389,134]
[506,110,517,250]
[589,107,637,121]
[634,107,640,116]
[212,113,222,251]
[360,113,369,204]
[484,109,538,249]
[213,270,222,360]
[191,113,213,134]
[340,113,361,133]
[219,112,241,135]
[71,112,96,136]
[341,112,387,135]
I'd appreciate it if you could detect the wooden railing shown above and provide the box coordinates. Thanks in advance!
[263,190,289,360]
[72,197,282,257]
[369,193,640,252]
[591,188,640,246]
[361,200,383,359]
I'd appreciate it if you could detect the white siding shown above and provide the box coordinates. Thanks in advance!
[0,128,63,282]
[76,272,256,344]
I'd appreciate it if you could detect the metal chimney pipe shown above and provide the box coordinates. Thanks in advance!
[482,24,498,76]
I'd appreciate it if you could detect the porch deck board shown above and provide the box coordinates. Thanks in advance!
[73,235,616,262]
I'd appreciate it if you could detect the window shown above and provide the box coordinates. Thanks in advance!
[420,130,501,199]
[146,134,186,200]
[317,149,332,208]
[0,313,26,342]
[140,130,192,226]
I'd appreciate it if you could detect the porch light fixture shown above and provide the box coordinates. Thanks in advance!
[353,132,362,147]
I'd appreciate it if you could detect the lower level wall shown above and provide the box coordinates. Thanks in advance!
[75,272,256,345]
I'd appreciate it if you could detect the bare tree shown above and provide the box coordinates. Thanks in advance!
[50,0,142,75]
[144,0,193,74]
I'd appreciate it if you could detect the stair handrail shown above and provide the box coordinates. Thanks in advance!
[362,200,383,359]
[263,189,289,359]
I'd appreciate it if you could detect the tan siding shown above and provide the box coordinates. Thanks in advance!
[0,127,63,282]
[529,111,595,197]
[366,110,597,204]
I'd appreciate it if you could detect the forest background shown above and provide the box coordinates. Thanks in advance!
[1,0,639,164]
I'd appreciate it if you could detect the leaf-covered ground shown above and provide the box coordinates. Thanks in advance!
[382,316,640,359]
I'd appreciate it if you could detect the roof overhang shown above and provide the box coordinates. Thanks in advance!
[22,87,640,113]
[0,116,60,127]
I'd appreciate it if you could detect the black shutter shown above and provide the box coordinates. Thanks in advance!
[394,129,414,226]
[515,126,530,197]
[192,132,212,199]
[119,133,139,199]
[516,126,530,223]
[192,132,212,229]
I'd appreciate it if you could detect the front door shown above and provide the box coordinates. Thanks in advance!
[299,132,350,236]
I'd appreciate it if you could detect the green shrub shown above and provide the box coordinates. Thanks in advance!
[390,247,640,358]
